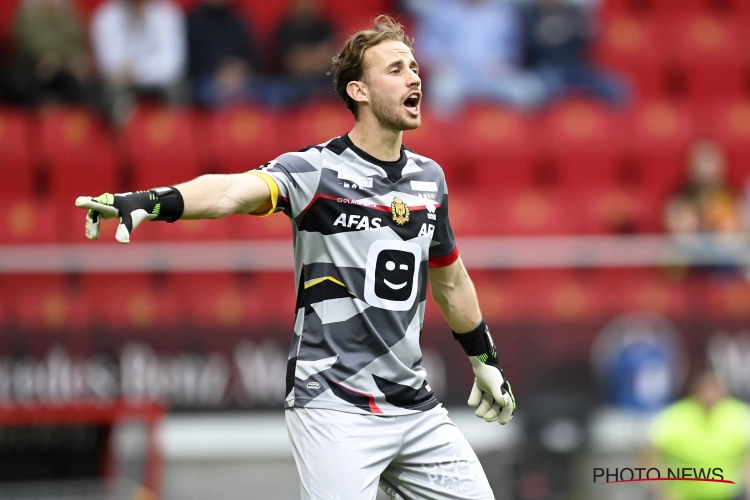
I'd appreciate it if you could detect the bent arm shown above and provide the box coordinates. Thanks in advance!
[428,257,482,333]
[175,173,274,219]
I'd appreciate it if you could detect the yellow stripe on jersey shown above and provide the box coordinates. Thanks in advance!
[245,171,279,217]
[304,276,355,295]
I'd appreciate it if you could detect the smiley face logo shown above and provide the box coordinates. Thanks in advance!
[365,240,422,311]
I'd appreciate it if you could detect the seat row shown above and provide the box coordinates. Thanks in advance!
[1,270,748,332]
[0,98,748,199]
[595,14,750,101]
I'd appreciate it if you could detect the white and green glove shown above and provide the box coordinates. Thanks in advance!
[75,188,184,244]
[453,320,516,425]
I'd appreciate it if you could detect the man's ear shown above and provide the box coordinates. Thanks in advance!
[346,80,369,107]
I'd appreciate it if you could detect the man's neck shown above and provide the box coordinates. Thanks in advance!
[348,119,403,162]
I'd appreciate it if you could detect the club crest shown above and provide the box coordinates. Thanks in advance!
[391,197,410,225]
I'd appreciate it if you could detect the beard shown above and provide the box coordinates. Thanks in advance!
[370,89,420,131]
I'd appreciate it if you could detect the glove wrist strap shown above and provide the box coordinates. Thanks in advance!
[149,187,184,223]
[452,320,500,368]
[128,187,184,222]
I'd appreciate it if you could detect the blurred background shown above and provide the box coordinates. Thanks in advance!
[0,0,749,498]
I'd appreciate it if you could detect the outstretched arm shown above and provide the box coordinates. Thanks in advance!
[429,257,516,425]
[176,173,273,219]
[75,172,276,243]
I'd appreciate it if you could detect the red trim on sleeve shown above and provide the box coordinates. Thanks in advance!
[429,247,459,268]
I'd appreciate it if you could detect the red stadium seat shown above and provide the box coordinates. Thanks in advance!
[545,99,623,161]
[293,102,354,148]
[627,100,695,193]
[123,107,202,189]
[0,109,34,196]
[674,15,746,102]
[0,198,59,244]
[81,273,181,332]
[10,274,89,331]
[543,100,624,188]
[40,108,118,202]
[593,15,669,97]
[209,106,284,174]
[705,100,750,184]
[402,109,454,176]
[451,188,579,236]
[136,216,232,241]
[170,271,296,329]
[458,105,535,188]
[568,185,664,234]
[706,278,750,319]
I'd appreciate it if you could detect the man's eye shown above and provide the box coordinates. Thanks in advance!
[391,68,401,74]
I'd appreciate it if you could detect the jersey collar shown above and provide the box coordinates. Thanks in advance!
[341,134,407,172]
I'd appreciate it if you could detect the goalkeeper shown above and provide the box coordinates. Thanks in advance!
[77,16,514,500]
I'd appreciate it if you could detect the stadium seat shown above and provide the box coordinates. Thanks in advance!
[627,100,695,193]
[0,198,59,244]
[10,274,89,331]
[458,105,535,188]
[0,109,34,196]
[545,99,623,160]
[208,106,284,174]
[136,216,232,241]
[123,107,202,189]
[39,108,118,202]
[452,188,579,236]
[227,212,292,240]
[674,15,746,102]
[706,278,750,319]
[705,100,750,184]
[292,102,354,148]
[402,109,454,176]
[81,273,181,332]
[169,271,296,329]
[593,15,669,97]
[567,185,664,234]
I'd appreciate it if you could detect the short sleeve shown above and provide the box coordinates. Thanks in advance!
[247,151,323,218]
[428,179,459,268]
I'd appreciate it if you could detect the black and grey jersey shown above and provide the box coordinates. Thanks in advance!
[249,134,458,415]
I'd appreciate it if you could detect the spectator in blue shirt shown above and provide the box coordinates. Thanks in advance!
[410,0,548,118]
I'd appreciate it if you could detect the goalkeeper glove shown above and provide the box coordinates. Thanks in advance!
[75,187,184,244]
[453,320,515,425]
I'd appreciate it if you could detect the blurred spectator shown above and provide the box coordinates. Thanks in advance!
[10,0,93,106]
[91,0,186,125]
[410,0,548,118]
[187,0,259,108]
[522,0,629,105]
[270,0,336,105]
[664,140,741,235]
[649,367,750,500]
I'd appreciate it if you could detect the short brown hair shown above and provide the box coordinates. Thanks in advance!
[332,15,414,118]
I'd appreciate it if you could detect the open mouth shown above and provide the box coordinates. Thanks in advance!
[384,279,407,290]
[404,92,421,115]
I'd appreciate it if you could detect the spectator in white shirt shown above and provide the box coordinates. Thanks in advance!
[91,0,186,125]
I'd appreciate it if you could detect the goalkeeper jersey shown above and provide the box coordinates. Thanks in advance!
[249,134,458,415]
